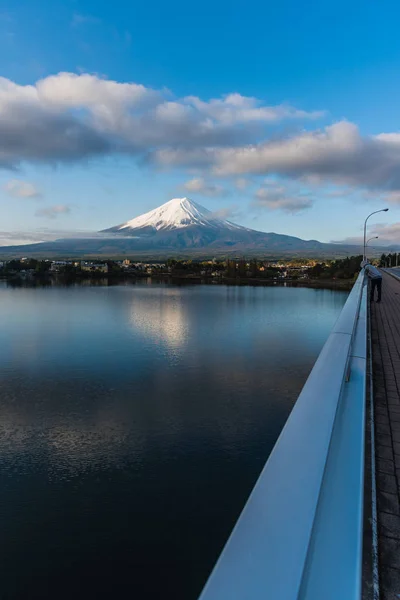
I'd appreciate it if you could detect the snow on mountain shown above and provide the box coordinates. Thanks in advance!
[0,197,353,257]
[105,197,245,233]
[100,196,328,252]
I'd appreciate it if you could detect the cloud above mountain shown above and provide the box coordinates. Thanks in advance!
[4,179,41,198]
[0,72,322,169]
[35,205,71,219]
[155,121,400,195]
[370,222,400,244]
[254,186,313,213]
[183,177,226,197]
[1,72,400,200]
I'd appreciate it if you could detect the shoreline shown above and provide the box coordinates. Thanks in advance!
[1,272,355,290]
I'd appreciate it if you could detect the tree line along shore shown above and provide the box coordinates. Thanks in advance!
[1,254,389,289]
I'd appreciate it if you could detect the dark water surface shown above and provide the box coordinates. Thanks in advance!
[0,281,347,599]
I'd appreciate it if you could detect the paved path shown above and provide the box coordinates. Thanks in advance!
[371,270,400,599]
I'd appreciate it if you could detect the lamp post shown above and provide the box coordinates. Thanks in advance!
[363,209,389,261]
[366,236,379,246]
[365,236,379,259]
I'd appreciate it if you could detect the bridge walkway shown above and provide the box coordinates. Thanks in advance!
[371,270,400,599]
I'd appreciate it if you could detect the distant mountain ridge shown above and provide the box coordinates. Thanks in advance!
[101,197,326,251]
[0,197,363,258]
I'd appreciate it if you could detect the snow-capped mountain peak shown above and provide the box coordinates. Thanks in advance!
[106,197,243,233]
[0,197,336,256]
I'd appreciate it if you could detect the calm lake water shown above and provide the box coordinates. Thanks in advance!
[0,280,347,600]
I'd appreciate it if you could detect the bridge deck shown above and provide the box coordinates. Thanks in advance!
[371,270,400,599]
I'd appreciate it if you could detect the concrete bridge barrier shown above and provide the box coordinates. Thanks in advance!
[199,270,367,600]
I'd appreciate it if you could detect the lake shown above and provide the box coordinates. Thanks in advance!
[0,280,348,599]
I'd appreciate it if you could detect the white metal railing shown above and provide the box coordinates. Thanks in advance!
[199,270,367,600]
[383,267,400,282]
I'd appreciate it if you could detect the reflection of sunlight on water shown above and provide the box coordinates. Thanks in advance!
[0,409,147,478]
[46,424,144,479]
[0,284,350,600]
[129,290,189,351]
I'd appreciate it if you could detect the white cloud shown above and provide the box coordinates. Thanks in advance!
[209,206,240,220]
[154,148,215,169]
[0,232,45,246]
[253,186,313,213]
[370,222,400,244]
[36,72,154,112]
[235,178,249,191]
[4,73,400,202]
[156,121,400,196]
[322,187,356,199]
[332,219,400,246]
[184,93,325,125]
[362,189,400,205]
[35,205,71,219]
[384,192,400,204]
[0,72,323,168]
[183,177,226,197]
[4,179,41,198]
[0,229,127,246]
[211,121,365,176]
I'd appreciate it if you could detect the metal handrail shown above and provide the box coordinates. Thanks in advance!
[199,270,367,600]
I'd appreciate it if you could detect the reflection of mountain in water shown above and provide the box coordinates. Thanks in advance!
[0,283,349,600]
[129,288,189,350]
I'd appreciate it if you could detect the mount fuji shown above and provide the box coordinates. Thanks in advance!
[0,197,356,258]
[101,197,326,252]
[104,197,245,234]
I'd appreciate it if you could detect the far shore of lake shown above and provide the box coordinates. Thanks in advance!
[1,271,355,290]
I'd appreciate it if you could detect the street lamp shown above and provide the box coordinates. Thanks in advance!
[365,236,379,261]
[366,236,379,245]
[363,209,389,261]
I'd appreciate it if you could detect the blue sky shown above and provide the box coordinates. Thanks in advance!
[1,0,400,246]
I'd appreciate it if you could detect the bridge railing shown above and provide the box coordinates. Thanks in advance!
[199,270,367,600]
